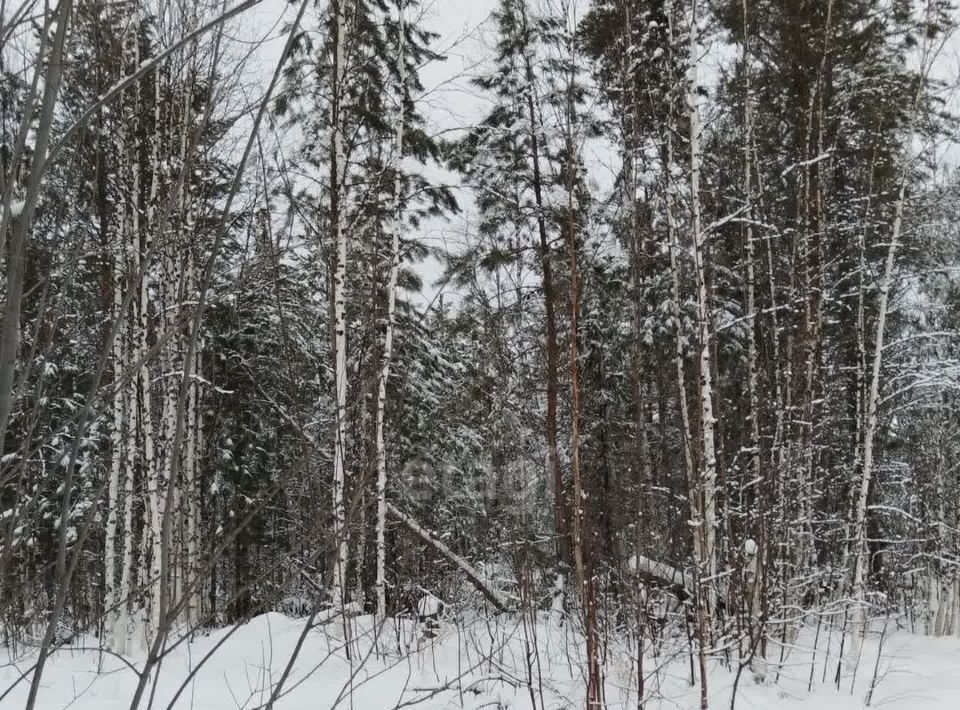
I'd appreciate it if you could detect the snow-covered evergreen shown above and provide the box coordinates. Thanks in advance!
[2,0,960,708]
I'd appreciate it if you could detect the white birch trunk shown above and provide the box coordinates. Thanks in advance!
[104,103,131,649]
[185,246,201,624]
[135,226,159,649]
[118,362,135,655]
[686,4,716,705]
[118,137,142,655]
[147,68,169,645]
[841,157,871,581]
[687,0,717,625]
[375,0,406,624]
[104,209,126,651]
[664,0,695,506]
[848,175,907,663]
[847,0,944,666]
[330,0,350,609]
[740,0,765,679]
[191,333,204,620]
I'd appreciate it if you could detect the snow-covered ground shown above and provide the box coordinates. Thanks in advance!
[3,612,959,709]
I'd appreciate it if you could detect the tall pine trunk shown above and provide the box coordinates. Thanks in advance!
[556,15,602,705]
[518,0,566,570]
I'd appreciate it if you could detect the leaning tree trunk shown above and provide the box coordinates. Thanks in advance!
[848,169,907,666]
[849,14,937,661]
[18,2,78,706]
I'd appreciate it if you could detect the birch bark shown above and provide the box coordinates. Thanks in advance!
[375,0,406,624]
[330,0,350,610]
[849,6,938,662]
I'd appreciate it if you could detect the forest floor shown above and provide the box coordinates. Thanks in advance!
[2,610,958,709]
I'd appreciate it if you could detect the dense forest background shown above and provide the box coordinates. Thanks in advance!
[3,0,960,706]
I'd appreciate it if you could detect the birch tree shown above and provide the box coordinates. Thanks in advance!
[374,0,406,624]
[687,1,717,704]
[848,1,947,660]
[328,0,350,610]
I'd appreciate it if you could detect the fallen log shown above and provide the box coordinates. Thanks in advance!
[630,554,694,600]
[386,502,510,612]
[629,554,727,608]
